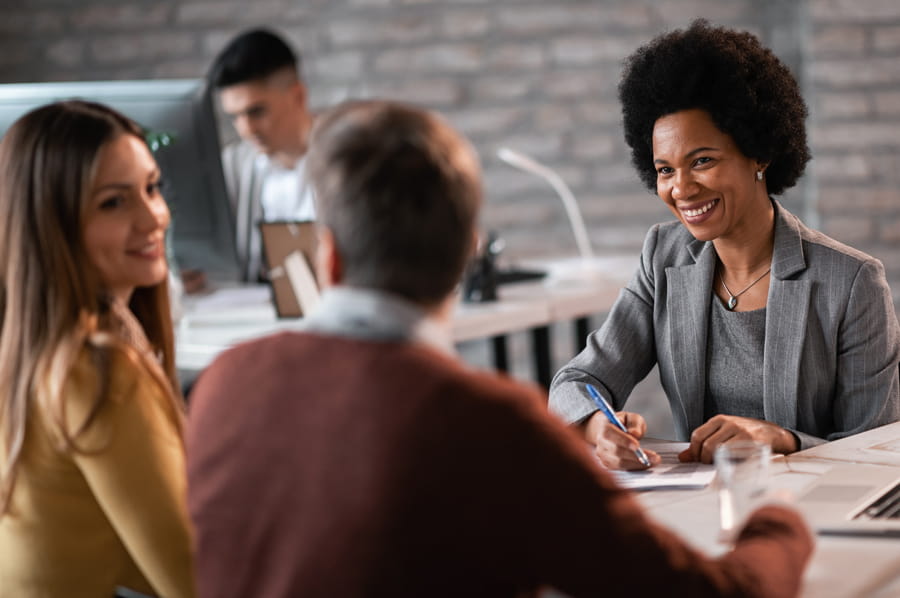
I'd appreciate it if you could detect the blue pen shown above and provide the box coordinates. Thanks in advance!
[585,383,652,467]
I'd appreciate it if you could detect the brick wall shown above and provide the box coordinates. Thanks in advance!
[807,0,900,303]
[1,0,835,264]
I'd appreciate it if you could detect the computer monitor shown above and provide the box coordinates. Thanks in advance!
[0,79,240,281]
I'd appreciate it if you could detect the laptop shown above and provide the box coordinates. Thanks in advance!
[797,463,900,537]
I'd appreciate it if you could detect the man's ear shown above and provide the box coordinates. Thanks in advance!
[315,226,342,288]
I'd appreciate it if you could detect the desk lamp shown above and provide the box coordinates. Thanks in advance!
[496,147,594,261]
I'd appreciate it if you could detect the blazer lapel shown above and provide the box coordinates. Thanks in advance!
[763,202,811,429]
[667,241,717,434]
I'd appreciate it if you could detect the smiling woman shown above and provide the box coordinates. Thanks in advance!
[0,101,195,597]
[549,19,900,470]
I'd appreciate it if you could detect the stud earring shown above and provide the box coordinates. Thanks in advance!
[756,170,764,181]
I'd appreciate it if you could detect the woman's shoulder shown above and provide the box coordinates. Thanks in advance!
[781,207,884,269]
[55,342,167,439]
[67,341,148,396]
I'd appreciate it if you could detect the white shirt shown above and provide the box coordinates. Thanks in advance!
[257,154,316,222]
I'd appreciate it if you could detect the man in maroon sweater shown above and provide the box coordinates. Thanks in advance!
[186,100,813,598]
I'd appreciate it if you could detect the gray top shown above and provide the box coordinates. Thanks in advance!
[705,298,766,421]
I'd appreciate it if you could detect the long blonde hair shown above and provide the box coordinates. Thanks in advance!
[0,100,183,514]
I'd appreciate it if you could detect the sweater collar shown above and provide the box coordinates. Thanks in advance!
[302,286,455,356]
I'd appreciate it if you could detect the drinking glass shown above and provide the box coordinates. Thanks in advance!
[714,441,771,543]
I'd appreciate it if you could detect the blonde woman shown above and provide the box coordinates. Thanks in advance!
[0,101,194,598]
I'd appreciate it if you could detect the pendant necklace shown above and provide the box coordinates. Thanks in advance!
[719,267,771,311]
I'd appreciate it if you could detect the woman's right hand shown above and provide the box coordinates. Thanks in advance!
[582,410,660,471]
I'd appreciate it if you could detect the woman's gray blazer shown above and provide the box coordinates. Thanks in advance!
[549,201,900,449]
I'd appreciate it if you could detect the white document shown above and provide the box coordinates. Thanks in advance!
[611,442,717,491]
[284,250,320,314]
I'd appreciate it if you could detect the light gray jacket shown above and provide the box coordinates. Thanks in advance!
[221,140,266,282]
[549,201,900,449]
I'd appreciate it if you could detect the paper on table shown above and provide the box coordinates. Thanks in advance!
[611,442,716,491]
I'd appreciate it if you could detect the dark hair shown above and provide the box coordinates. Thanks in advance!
[308,100,481,307]
[209,28,300,88]
[618,19,810,196]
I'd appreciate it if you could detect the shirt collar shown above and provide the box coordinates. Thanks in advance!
[254,152,306,173]
[302,286,455,356]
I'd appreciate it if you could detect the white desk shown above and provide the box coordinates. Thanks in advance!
[176,255,636,382]
[637,424,900,597]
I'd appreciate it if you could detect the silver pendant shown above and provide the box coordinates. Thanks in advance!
[726,296,737,310]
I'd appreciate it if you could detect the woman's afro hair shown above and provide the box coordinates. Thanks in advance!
[618,19,810,195]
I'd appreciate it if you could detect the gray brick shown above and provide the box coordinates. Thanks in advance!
[0,44,34,70]
[70,5,171,29]
[311,52,366,80]
[549,35,642,66]
[879,217,900,243]
[481,167,548,197]
[327,16,436,48]
[873,91,900,115]
[821,215,876,244]
[571,135,616,161]
[812,57,900,88]
[175,2,307,25]
[0,10,64,34]
[375,43,484,73]
[810,154,871,181]
[151,60,209,79]
[874,26,900,53]
[861,155,900,187]
[90,33,196,64]
[581,193,670,220]
[345,0,393,7]
[811,0,900,22]
[445,106,525,137]
[45,39,86,69]
[494,133,566,163]
[365,78,464,108]
[590,163,645,190]
[818,187,900,213]
[481,196,558,227]
[542,71,604,100]
[576,101,622,126]
[812,122,900,149]
[533,104,577,131]
[486,44,545,71]
[810,25,867,56]
[496,5,604,35]
[471,76,535,103]
[440,10,491,38]
[815,91,871,119]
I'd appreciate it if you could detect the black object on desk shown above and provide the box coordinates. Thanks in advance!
[463,231,546,303]
[461,232,553,388]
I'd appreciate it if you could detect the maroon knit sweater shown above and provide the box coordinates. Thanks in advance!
[187,331,812,598]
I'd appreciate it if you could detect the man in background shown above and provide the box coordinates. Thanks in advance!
[208,28,315,282]
[186,100,812,598]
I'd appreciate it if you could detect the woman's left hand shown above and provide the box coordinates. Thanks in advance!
[678,414,799,463]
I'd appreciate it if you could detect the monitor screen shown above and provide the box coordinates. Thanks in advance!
[0,79,240,281]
